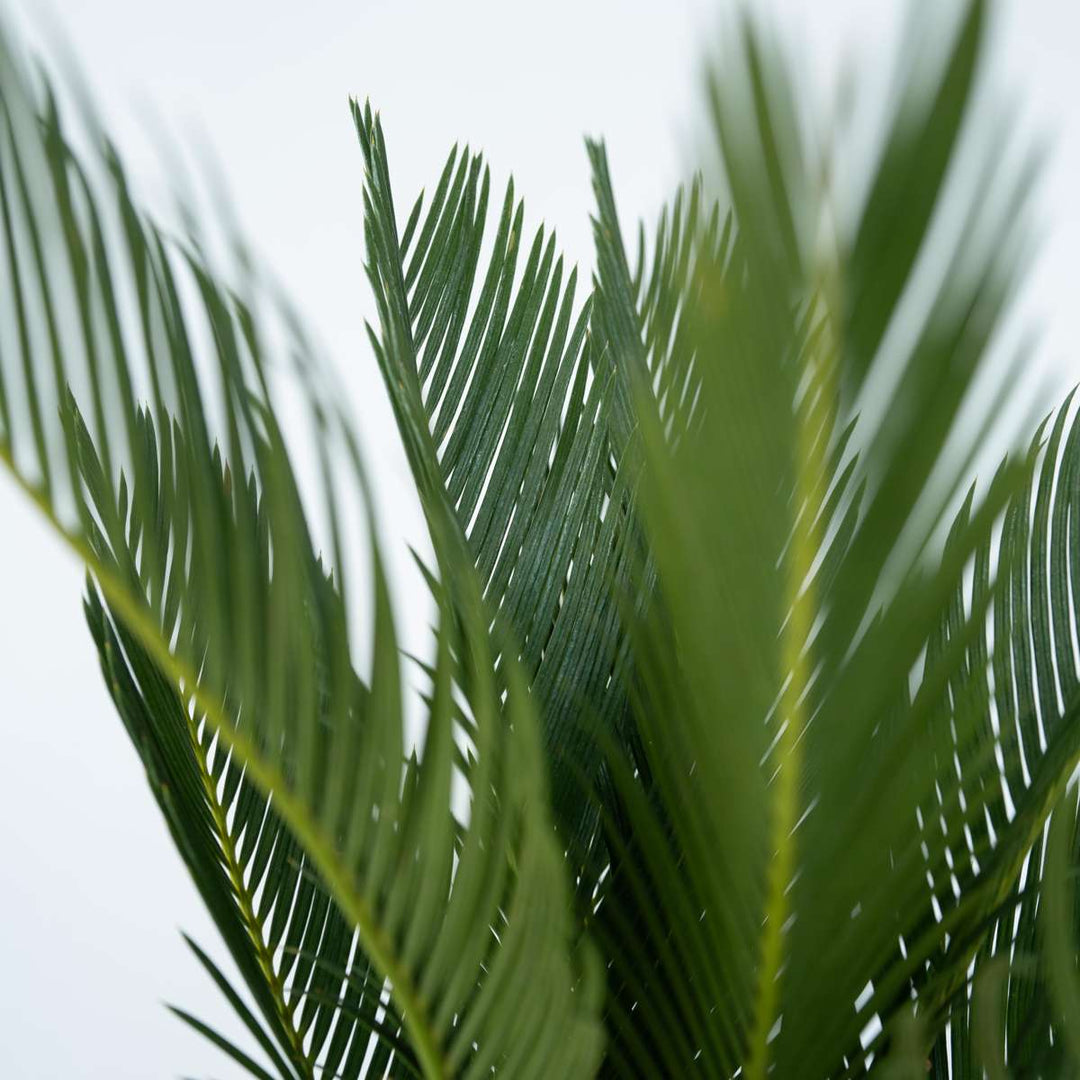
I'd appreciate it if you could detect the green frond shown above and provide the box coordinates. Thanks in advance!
[352,101,650,877]
[80,435,415,1079]
[576,3,1080,1077]
[925,397,1080,1077]
[6,1,1080,1077]
[0,20,601,1080]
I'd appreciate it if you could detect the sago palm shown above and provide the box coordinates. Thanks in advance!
[3,0,1080,1075]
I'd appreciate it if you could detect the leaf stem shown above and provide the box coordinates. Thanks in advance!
[744,326,833,1080]
[186,708,313,1078]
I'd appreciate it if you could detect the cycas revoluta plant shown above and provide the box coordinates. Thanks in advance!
[4,0,1080,1075]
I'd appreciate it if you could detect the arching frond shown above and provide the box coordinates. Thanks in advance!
[0,19,601,1080]
[352,102,640,871]
[574,3,1080,1077]
[6,1,1080,1077]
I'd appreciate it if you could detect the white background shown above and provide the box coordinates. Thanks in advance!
[0,0,1077,1075]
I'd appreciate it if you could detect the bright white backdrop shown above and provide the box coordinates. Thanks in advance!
[0,0,1076,1075]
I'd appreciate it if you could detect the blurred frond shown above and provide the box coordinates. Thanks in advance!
[0,17,601,1079]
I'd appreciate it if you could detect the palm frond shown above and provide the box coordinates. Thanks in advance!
[79,418,415,1079]
[926,399,1080,1078]
[352,102,657,873]
[7,0,1080,1077]
[576,3,1080,1076]
[0,20,601,1080]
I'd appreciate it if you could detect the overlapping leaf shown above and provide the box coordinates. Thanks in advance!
[0,20,601,1080]
[576,3,1080,1077]
[925,397,1080,1079]
[352,104,661,867]
[7,1,1080,1077]
[78,411,415,1079]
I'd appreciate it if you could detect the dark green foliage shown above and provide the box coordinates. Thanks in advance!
[5,2,1080,1078]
